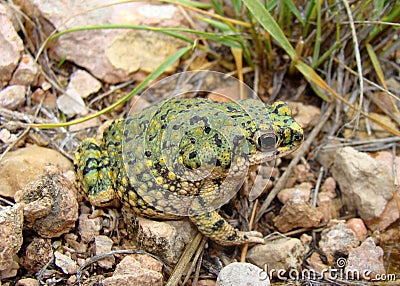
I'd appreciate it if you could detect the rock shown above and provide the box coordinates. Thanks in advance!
[56,90,88,117]
[21,237,53,273]
[289,102,321,129]
[0,205,23,272]
[307,252,328,273]
[54,251,78,274]
[216,262,270,286]
[346,218,368,241]
[105,30,184,74]
[66,69,101,99]
[273,198,323,232]
[364,151,400,231]
[0,145,73,198]
[14,166,79,238]
[10,54,39,86]
[94,235,115,269]
[247,237,305,275]
[317,178,339,223]
[320,177,336,195]
[319,222,359,264]
[18,1,189,84]
[0,6,23,86]
[277,182,312,204]
[286,163,315,187]
[346,238,385,280]
[0,260,19,279]
[127,212,196,264]
[0,85,25,109]
[331,147,393,221]
[16,278,39,286]
[78,214,102,243]
[64,233,87,254]
[103,255,163,286]
[0,128,17,144]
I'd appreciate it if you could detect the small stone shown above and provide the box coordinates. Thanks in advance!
[16,278,39,286]
[14,166,79,238]
[0,145,73,198]
[54,251,78,274]
[332,147,393,221]
[0,85,25,109]
[216,262,270,286]
[0,260,19,279]
[21,237,53,272]
[273,198,323,232]
[0,10,23,86]
[0,128,16,144]
[103,255,163,286]
[319,222,359,264]
[346,238,385,280]
[10,54,39,86]
[0,205,23,271]
[66,69,101,99]
[67,275,77,285]
[127,212,196,264]
[364,151,400,231]
[95,235,115,269]
[277,182,312,204]
[64,233,87,254]
[320,177,336,195]
[247,237,305,275]
[78,214,102,243]
[346,218,368,241]
[56,89,88,117]
[307,252,328,273]
[30,88,57,109]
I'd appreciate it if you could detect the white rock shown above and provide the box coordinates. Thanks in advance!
[217,262,270,286]
[247,237,305,275]
[54,251,78,274]
[94,235,114,269]
[66,69,101,99]
[0,85,25,109]
[56,89,88,117]
[332,147,393,221]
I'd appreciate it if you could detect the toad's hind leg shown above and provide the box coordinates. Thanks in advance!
[189,211,265,246]
[74,138,116,206]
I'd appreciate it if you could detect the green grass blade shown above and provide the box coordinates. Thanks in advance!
[283,0,305,26]
[242,0,297,59]
[29,45,193,129]
[366,43,387,89]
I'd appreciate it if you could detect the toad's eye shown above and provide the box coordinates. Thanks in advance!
[255,132,277,152]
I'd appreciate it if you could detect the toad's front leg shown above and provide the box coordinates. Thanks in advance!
[74,138,116,207]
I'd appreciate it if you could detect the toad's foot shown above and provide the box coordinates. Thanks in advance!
[190,211,265,246]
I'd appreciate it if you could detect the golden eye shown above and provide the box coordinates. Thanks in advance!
[255,132,277,152]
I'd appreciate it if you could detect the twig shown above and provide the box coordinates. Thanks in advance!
[255,103,335,223]
[182,236,207,285]
[240,199,259,262]
[166,232,203,286]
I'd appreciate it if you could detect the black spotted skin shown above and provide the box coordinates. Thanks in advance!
[74,97,303,245]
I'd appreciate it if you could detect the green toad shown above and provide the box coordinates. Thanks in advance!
[74,97,303,245]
